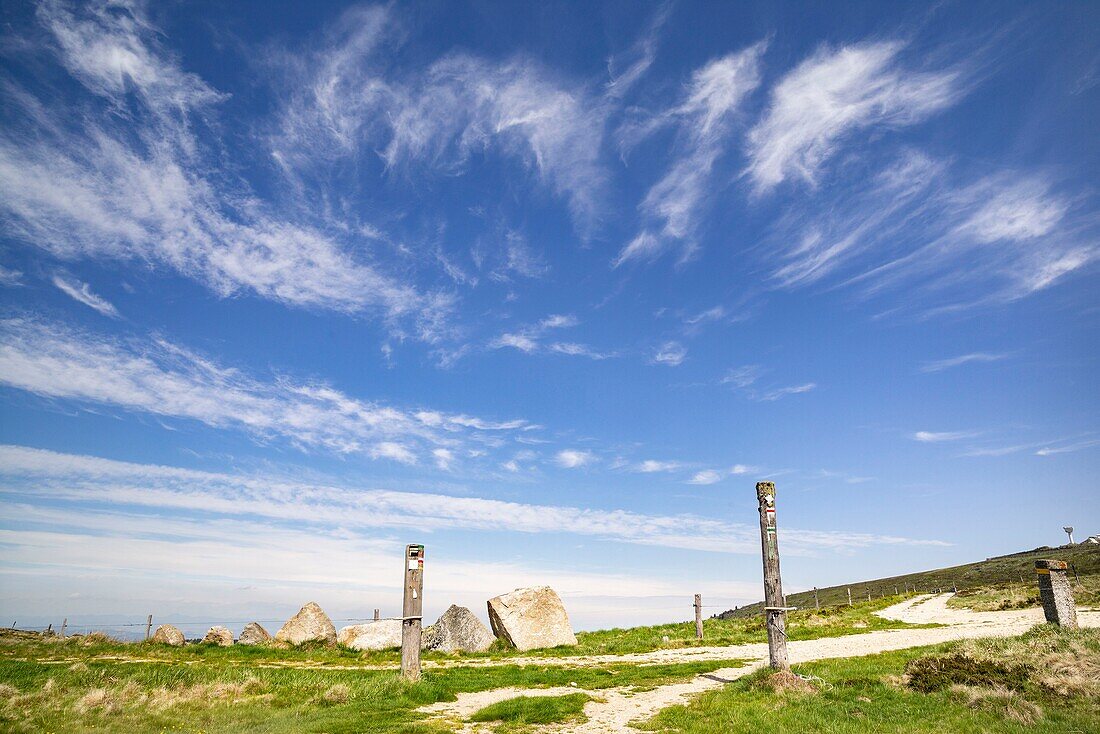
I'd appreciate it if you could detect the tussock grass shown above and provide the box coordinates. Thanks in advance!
[949,574,1100,612]
[469,692,592,725]
[638,626,1100,733]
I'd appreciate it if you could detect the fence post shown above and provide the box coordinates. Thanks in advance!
[756,482,789,670]
[693,594,704,639]
[813,587,819,609]
[60,618,67,638]
[847,588,852,606]
[145,615,153,641]
[401,544,425,680]
[374,609,380,621]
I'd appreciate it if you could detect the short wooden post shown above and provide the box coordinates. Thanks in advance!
[756,482,789,670]
[401,544,425,680]
[894,586,898,595]
[374,608,380,621]
[46,623,52,635]
[867,590,872,602]
[847,588,852,606]
[60,618,67,638]
[145,615,153,640]
[693,594,704,639]
[813,587,819,609]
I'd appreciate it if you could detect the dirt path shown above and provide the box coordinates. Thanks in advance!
[419,594,1100,732]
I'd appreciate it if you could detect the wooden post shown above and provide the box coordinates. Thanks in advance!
[693,594,704,639]
[894,586,898,596]
[46,624,52,635]
[847,588,852,606]
[813,587,819,609]
[867,590,871,602]
[60,618,67,638]
[401,544,425,681]
[145,615,153,640]
[374,608,380,621]
[755,482,789,670]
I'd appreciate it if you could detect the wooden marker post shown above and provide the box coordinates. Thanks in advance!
[401,544,425,681]
[847,588,852,606]
[60,618,67,638]
[693,594,704,639]
[145,615,153,640]
[813,587,820,609]
[756,481,789,670]
[374,609,380,621]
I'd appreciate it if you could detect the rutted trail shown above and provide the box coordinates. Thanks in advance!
[419,594,1100,732]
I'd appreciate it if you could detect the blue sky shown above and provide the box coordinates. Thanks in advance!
[0,0,1097,632]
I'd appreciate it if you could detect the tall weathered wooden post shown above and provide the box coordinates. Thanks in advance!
[145,615,153,640]
[756,481,789,670]
[693,594,704,639]
[401,544,425,680]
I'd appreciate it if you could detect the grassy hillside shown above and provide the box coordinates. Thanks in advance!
[720,543,1100,619]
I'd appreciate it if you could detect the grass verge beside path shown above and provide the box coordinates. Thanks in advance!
[469,692,593,727]
[948,574,1099,612]
[0,632,747,733]
[637,625,1100,733]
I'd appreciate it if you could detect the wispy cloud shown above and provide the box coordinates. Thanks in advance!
[688,463,758,485]
[634,460,682,473]
[51,275,119,318]
[615,41,766,266]
[764,151,1098,310]
[722,364,814,401]
[605,3,672,99]
[0,1,453,342]
[0,444,951,556]
[912,430,977,443]
[489,314,612,359]
[0,265,24,287]
[746,41,959,192]
[0,317,529,462]
[555,449,596,468]
[1034,437,1100,457]
[651,341,687,366]
[919,352,1008,373]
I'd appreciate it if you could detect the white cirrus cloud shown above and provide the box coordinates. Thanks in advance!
[0,317,528,459]
[912,430,976,443]
[51,275,119,318]
[0,444,952,558]
[651,341,687,366]
[764,151,1097,309]
[555,449,596,469]
[919,352,1008,373]
[688,469,723,485]
[746,41,959,192]
[636,460,681,473]
[616,41,766,266]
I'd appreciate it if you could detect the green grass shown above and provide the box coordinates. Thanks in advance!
[636,625,1100,733]
[723,543,1099,619]
[948,574,1100,612]
[469,692,592,726]
[0,632,747,733]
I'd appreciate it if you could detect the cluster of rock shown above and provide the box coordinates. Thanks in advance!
[149,586,577,653]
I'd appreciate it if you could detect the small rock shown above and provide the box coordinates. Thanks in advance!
[151,624,185,646]
[422,605,496,653]
[337,620,402,651]
[275,602,337,646]
[237,622,272,645]
[202,626,233,646]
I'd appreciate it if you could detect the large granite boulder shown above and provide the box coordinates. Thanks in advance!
[202,626,233,646]
[275,602,336,646]
[423,605,496,653]
[337,620,402,651]
[151,624,185,646]
[237,622,272,645]
[486,586,578,651]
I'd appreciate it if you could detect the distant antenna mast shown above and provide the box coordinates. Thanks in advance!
[1064,526,1075,545]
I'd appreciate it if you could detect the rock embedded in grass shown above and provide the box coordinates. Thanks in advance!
[275,602,336,646]
[202,626,234,646]
[487,586,578,651]
[338,620,402,650]
[423,604,496,652]
[237,622,272,645]
[151,624,186,646]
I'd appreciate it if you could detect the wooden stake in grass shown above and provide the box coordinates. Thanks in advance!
[847,588,852,606]
[60,618,67,638]
[145,615,153,641]
[756,481,789,671]
[814,587,820,609]
[694,594,703,639]
[401,543,425,681]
